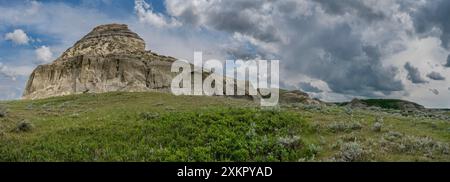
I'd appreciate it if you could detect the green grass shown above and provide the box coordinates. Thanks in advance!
[0,92,449,162]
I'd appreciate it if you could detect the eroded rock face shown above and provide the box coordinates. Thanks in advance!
[59,24,146,60]
[23,24,178,99]
[23,23,259,100]
[279,90,322,105]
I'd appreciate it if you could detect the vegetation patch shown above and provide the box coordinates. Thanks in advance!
[331,142,372,162]
[0,105,7,118]
[14,120,33,133]
[380,132,449,157]
[0,92,449,162]
[328,121,363,133]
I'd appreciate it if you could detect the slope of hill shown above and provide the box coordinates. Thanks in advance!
[343,99,425,110]
[0,92,448,162]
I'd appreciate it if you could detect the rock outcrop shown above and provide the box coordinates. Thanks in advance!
[279,90,322,105]
[58,24,146,60]
[347,98,367,108]
[23,24,181,99]
[23,23,257,100]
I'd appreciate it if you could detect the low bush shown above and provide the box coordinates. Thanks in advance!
[14,120,33,132]
[277,135,302,150]
[380,132,449,157]
[139,112,160,120]
[0,105,6,118]
[333,142,370,162]
[372,119,383,132]
[328,121,362,133]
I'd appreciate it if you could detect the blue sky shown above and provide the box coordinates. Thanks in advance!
[1,0,450,108]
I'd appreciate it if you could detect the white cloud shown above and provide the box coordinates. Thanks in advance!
[35,46,53,63]
[0,62,14,79]
[4,29,30,45]
[134,0,181,28]
[0,62,34,78]
[26,0,41,15]
[0,62,34,100]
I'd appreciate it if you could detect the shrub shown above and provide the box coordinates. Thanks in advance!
[344,107,353,116]
[380,132,449,156]
[25,104,34,110]
[0,105,6,118]
[277,135,302,150]
[328,121,362,133]
[383,131,403,141]
[399,136,449,155]
[334,142,369,162]
[307,144,322,156]
[349,122,363,130]
[375,116,384,123]
[372,117,384,132]
[139,112,160,120]
[14,120,33,132]
[372,122,382,132]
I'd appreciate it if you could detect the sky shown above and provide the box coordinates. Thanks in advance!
[0,0,449,108]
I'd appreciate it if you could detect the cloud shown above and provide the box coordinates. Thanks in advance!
[0,62,34,79]
[429,88,439,95]
[298,82,322,93]
[4,29,30,45]
[404,62,428,84]
[0,62,15,80]
[445,55,450,67]
[0,74,28,100]
[413,0,450,49]
[164,0,406,97]
[313,0,385,22]
[35,46,53,63]
[165,0,284,47]
[427,71,446,81]
[134,0,181,28]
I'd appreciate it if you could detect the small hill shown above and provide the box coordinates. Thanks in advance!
[360,99,425,110]
[279,89,322,105]
[343,98,425,111]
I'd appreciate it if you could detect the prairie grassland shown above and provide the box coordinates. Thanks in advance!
[0,92,448,161]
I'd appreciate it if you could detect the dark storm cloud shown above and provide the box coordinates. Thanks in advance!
[427,71,446,81]
[279,1,403,96]
[282,21,404,97]
[168,0,406,97]
[413,0,450,49]
[176,0,282,43]
[313,0,385,22]
[298,82,322,93]
[404,62,428,84]
[445,55,450,67]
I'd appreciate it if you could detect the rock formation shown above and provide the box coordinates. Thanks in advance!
[347,98,367,108]
[23,24,256,100]
[23,24,188,99]
[279,90,322,105]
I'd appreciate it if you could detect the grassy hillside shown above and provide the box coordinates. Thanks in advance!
[360,99,424,110]
[0,92,449,161]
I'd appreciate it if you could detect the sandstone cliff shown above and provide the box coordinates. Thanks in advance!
[23,24,181,99]
[23,24,257,100]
